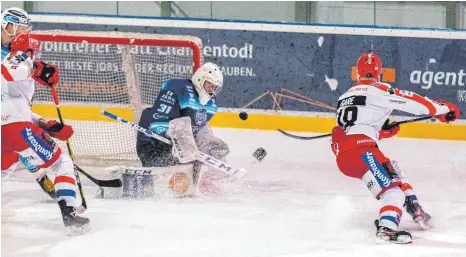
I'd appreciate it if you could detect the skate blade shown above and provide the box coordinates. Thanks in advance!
[416,220,431,230]
[67,223,91,237]
[375,235,412,244]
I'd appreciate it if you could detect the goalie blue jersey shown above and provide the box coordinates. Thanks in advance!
[137,79,218,142]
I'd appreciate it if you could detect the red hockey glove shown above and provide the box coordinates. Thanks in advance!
[435,100,460,123]
[379,119,400,140]
[32,61,59,87]
[43,120,74,141]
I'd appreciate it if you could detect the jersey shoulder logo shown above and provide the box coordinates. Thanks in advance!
[195,109,208,125]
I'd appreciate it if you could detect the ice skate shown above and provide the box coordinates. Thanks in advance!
[374,220,412,244]
[404,197,431,230]
[58,200,91,236]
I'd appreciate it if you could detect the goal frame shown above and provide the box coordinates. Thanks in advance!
[30,31,203,163]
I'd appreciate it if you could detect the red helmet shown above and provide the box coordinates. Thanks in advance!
[356,53,382,79]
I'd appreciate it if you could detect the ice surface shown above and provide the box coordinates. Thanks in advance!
[2,128,466,257]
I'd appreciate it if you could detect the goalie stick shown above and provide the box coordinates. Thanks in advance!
[50,88,123,191]
[278,116,433,140]
[101,110,248,178]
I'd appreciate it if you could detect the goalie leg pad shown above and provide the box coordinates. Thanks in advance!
[166,117,198,164]
[97,165,196,198]
[194,125,230,193]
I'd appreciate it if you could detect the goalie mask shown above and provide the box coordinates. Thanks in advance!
[1,8,32,37]
[192,62,223,105]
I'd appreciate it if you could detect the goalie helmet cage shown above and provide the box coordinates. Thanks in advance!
[31,30,202,165]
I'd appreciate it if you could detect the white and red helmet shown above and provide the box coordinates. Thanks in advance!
[356,52,383,80]
[192,62,223,105]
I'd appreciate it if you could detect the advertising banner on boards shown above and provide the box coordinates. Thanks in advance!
[32,16,466,115]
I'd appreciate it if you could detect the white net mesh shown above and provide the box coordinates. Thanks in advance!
[31,30,202,165]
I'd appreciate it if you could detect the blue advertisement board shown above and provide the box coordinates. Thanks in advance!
[33,16,466,115]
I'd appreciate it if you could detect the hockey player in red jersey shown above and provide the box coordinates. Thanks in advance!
[1,7,63,199]
[330,52,460,243]
[1,30,90,235]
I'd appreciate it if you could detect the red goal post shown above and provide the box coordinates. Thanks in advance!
[30,30,203,164]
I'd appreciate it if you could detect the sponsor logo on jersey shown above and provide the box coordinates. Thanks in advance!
[152,113,169,120]
[367,180,375,190]
[389,99,406,104]
[20,127,54,162]
[160,91,175,105]
[357,139,374,144]
[348,87,368,92]
[195,109,208,125]
[149,122,168,135]
[399,90,413,97]
[362,151,392,188]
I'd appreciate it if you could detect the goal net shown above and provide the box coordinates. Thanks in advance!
[31,30,202,165]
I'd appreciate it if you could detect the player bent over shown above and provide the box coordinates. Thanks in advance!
[1,7,58,200]
[330,52,459,243]
[1,32,90,235]
[136,62,229,195]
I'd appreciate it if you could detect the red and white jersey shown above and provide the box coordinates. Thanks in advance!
[1,50,36,126]
[336,80,450,142]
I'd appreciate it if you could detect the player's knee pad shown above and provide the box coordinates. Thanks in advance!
[360,151,402,199]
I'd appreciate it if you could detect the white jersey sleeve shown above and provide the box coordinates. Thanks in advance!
[369,83,450,116]
[1,51,36,125]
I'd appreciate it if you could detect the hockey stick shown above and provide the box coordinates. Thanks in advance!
[50,88,123,189]
[101,109,248,179]
[50,86,87,210]
[278,116,433,141]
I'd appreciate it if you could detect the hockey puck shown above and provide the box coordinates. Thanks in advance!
[253,147,267,162]
[239,111,248,120]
